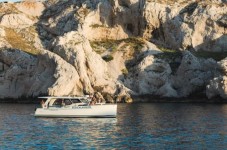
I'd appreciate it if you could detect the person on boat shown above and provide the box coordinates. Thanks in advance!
[41,100,45,108]
[93,92,104,103]
[61,99,65,107]
[88,94,93,101]
[90,96,96,105]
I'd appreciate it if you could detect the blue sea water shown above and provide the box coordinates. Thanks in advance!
[0,103,227,149]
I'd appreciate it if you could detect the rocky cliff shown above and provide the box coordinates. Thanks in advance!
[0,0,227,102]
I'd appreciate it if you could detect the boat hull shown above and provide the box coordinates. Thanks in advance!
[34,104,117,118]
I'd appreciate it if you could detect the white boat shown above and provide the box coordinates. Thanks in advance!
[34,96,117,118]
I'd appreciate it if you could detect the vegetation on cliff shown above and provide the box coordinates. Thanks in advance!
[4,28,39,55]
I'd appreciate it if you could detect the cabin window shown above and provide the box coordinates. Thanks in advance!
[64,99,72,105]
[53,99,62,106]
[71,99,81,103]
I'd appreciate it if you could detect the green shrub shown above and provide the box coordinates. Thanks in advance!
[102,55,113,62]
[90,24,106,28]
[155,47,182,61]
[4,28,39,55]
[90,37,144,55]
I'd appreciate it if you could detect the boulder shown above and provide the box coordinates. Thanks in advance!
[217,14,227,28]
[93,92,105,103]
[102,93,115,103]
[206,58,227,99]
[172,51,218,97]
[157,83,178,98]
[123,54,175,97]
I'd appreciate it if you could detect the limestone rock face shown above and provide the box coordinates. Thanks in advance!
[81,0,146,41]
[39,50,82,96]
[0,27,5,37]
[15,1,45,17]
[206,58,227,99]
[206,77,227,99]
[0,26,9,49]
[81,3,129,41]
[0,0,227,101]
[143,2,227,52]
[52,31,115,94]
[0,14,34,28]
[217,14,227,28]
[172,51,218,97]
[0,49,82,98]
[0,49,38,98]
[0,38,11,49]
[37,0,227,52]
[123,54,177,97]
[37,0,145,43]
[37,0,82,45]
[83,0,227,52]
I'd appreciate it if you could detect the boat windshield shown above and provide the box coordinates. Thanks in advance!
[80,98,89,103]
[53,99,62,106]
[71,98,89,103]
[51,98,72,107]
[64,99,72,105]
[71,99,81,103]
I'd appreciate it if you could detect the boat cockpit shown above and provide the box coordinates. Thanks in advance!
[40,96,90,108]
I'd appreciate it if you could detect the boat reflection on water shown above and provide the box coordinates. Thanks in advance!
[38,117,117,126]
[35,117,118,149]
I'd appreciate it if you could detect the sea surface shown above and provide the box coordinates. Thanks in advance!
[0,103,227,149]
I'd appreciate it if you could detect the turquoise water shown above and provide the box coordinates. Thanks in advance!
[0,103,227,149]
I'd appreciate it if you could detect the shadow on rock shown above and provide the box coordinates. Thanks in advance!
[36,0,97,49]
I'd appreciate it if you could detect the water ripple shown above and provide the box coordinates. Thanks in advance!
[0,103,227,149]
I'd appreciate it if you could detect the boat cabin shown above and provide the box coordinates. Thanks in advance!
[39,96,90,108]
